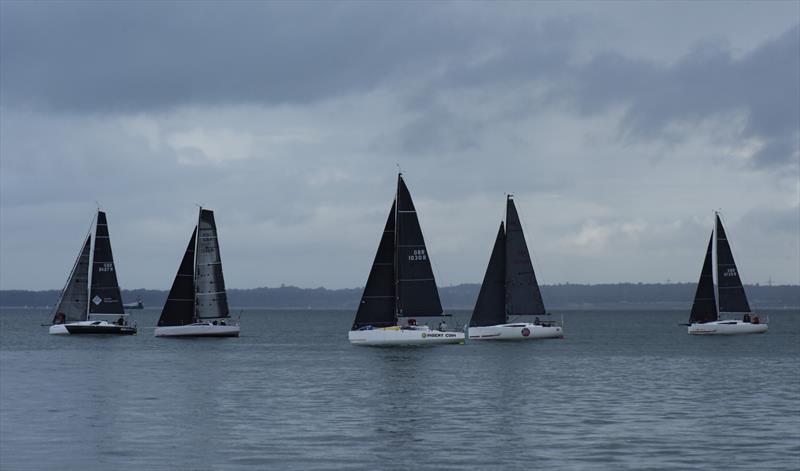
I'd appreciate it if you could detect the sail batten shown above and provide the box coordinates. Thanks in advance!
[88,211,125,316]
[158,228,197,326]
[194,209,230,320]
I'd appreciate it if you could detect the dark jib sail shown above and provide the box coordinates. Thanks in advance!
[715,215,751,313]
[395,175,443,317]
[470,222,506,327]
[53,235,92,324]
[158,228,197,327]
[194,209,230,319]
[504,197,546,317]
[89,211,125,316]
[353,201,397,329]
[689,232,717,324]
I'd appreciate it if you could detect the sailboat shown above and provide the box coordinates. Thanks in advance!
[687,212,767,335]
[348,174,465,346]
[466,195,563,340]
[154,208,240,337]
[123,298,144,310]
[49,211,137,335]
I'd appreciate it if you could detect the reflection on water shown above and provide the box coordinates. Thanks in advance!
[1,308,798,470]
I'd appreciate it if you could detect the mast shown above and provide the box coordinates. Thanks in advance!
[713,211,720,320]
[394,174,400,320]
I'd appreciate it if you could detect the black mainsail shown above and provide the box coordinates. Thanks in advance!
[395,175,443,317]
[505,196,546,317]
[352,174,443,329]
[88,211,125,316]
[158,228,197,327]
[470,196,547,327]
[194,209,230,320]
[52,235,92,324]
[715,215,751,313]
[470,223,506,327]
[689,232,717,324]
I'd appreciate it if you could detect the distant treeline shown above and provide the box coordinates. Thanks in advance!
[2,283,798,310]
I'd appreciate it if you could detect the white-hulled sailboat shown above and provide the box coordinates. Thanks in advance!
[49,211,137,335]
[348,174,465,346]
[466,195,563,340]
[154,208,240,337]
[687,212,767,335]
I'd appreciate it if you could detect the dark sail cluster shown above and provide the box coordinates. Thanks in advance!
[469,196,547,327]
[352,174,443,330]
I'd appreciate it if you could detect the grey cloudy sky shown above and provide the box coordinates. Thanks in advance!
[1,1,798,290]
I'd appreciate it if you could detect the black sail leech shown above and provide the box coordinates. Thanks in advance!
[715,215,751,313]
[470,222,507,327]
[158,228,197,327]
[395,175,443,317]
[53,235,92,323]
[352,201,397,329]
[504,197,546,317]
[194,209,230,319]
[89,211,125,315]
[689,232,718,324]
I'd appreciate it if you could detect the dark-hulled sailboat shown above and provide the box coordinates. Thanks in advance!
[348,174,464,346]
[49,211,137,335]
[687,212,767,335]
[154,208,239,337]
[466,195,563,340]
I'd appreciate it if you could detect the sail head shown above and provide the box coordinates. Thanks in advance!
[158,228,197,326]
[470,222,507,327]
[504,197,546,316]
[352,201,397,329]
[194,209,230,319]
[689,232,718,324]
[395,175,443,317]
[715,215,751,313]
[88,211,125,315]
[52,235,92,323]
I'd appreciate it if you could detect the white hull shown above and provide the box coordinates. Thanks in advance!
[49,320,137,335]
[688,320,767,335]
[467,323,563,340]
[348,326,464,346]
[154,323,240,338]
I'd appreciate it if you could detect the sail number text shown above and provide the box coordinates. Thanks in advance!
[408,249,427,262]
[97,262,114,272]
[723,268,737,277]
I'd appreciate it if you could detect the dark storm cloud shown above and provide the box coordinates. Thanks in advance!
[0,1,491,111]
[564,25,800,168]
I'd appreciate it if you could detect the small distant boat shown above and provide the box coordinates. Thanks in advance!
[687,212,767,335]
[348,173,465,346]
[49,211,137,335]
[123,298,144,310]
[466,195,563,340]
[155,208,239,338]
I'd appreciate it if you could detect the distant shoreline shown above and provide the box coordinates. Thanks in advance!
[2,283,798,310]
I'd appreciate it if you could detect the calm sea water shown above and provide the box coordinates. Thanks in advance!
[1,308,798,470]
